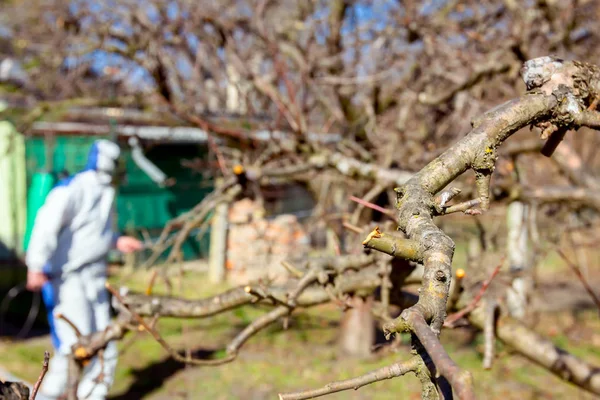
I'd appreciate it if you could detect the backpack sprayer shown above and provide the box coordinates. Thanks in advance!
[0,265,57,346]
[0,282,41,339]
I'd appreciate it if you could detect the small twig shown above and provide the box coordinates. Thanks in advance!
[447,268,466,312]
[278,356,421,400]
[281,261,304,279]
[30,351,50,400]
[162,272,174,296]
[440,199,481,215]
[82,349,106,400]
[244,286,268,301]
[106,283,235,365]
[556,249,600,314]
[136,313,160,334]
[145,269,158,296]
[574,109,600,130]
[444,257,505,328]
[541,127,568,157]
[362,226,422,261]
[350,183,388,225]
[96,349,106,383]
[207,133,228,175]
[288,270,319,302]
[67,354,83,400]
[226,306,290,356]
[56,313,82,338]
[244,286,294,308]
[226,270,318,356]
[119,314,160,358]
[324,285,352,310]
[342,221,364,234]
[349,195,395,217]
[435,187,462,207]
[140,228,152,244]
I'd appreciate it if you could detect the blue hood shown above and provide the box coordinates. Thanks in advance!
[84,139,121,173]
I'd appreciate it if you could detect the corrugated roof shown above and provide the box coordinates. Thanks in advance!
[30,121,342,144]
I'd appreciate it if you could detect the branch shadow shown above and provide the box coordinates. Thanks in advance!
[108,348,216,400]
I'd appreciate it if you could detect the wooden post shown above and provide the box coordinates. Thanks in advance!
[209,201,229,283]
[326,183,345,254]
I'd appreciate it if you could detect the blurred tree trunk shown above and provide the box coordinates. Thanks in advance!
[338,295,375,358]
[209,201,229,284]
[209,178,229,284]
[505,201,533,320]
[326,183,346,254]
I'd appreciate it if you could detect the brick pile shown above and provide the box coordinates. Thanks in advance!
[225,198,310,285]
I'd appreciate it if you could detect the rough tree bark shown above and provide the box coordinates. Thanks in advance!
[361,56,600,399]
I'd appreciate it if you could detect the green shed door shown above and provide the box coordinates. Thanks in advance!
[116,143,215,261]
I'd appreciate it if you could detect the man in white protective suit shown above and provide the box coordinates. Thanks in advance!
[25,139,143,399]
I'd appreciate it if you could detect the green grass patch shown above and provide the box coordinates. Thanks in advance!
[0,266,599,399]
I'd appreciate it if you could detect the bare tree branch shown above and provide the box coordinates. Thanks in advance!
[279,356,421,400]
[468,306,600,396]
[29,351,49,400]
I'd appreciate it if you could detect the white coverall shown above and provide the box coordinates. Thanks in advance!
[26,139,122,399]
